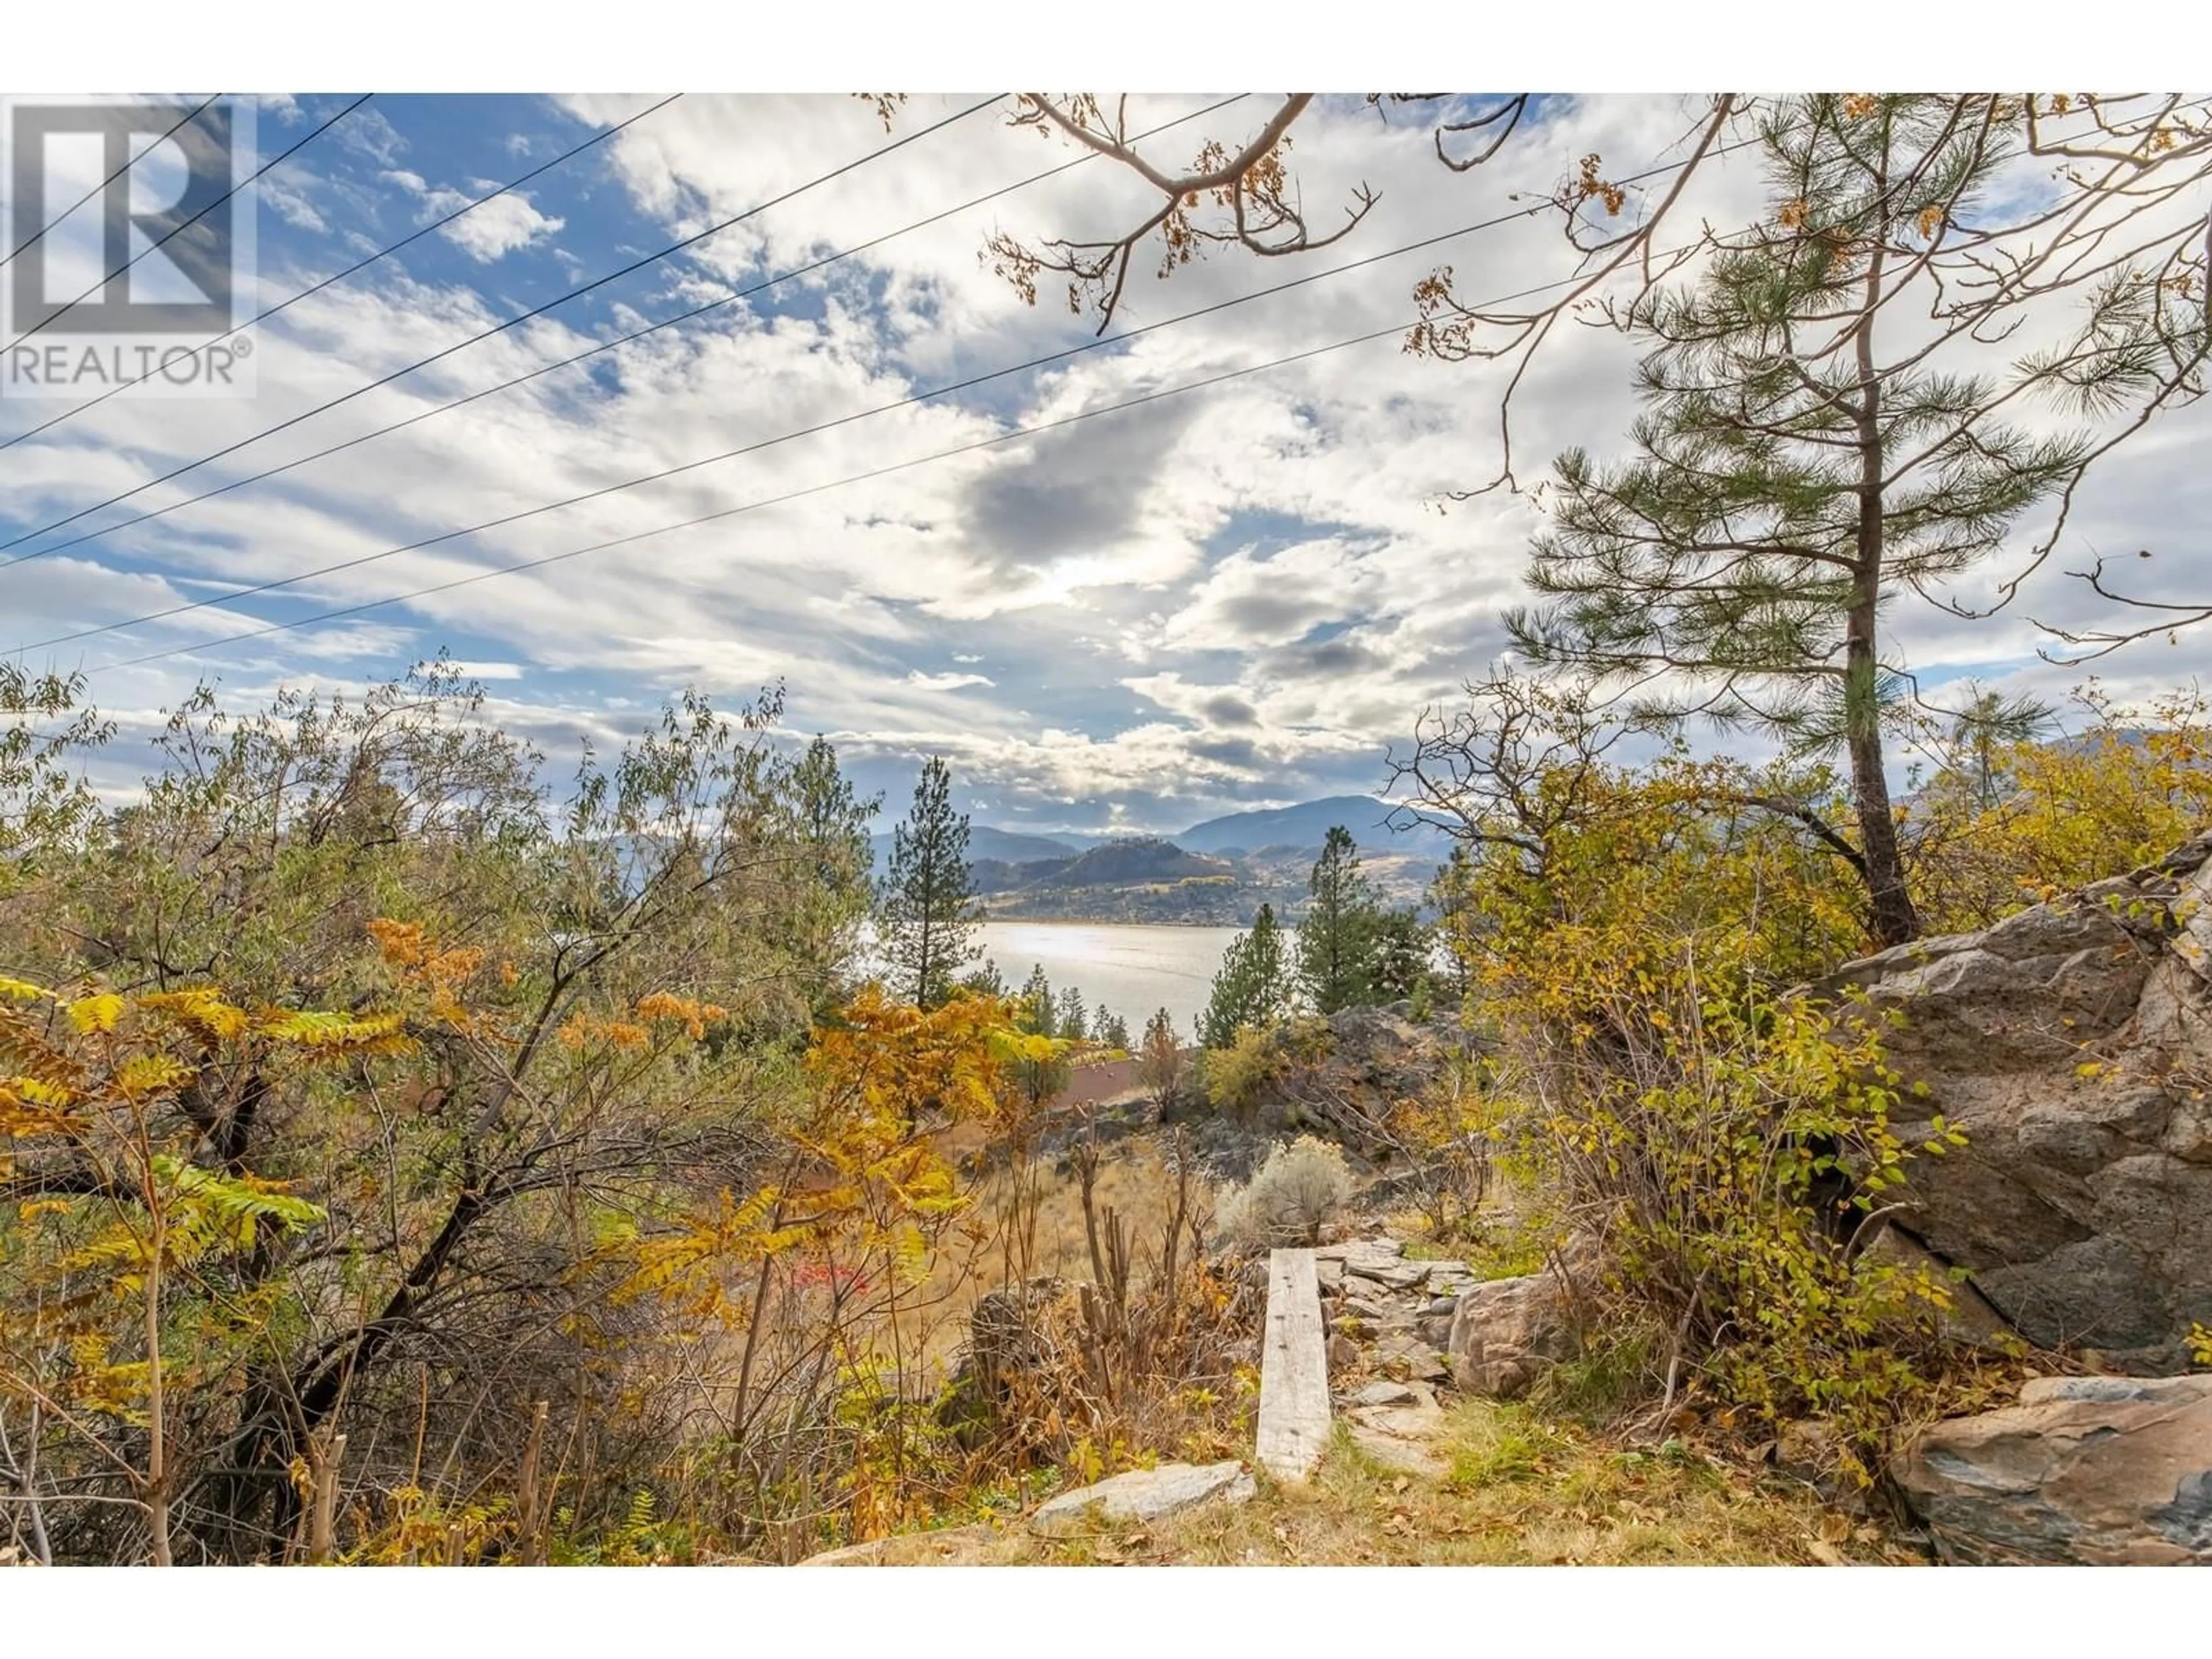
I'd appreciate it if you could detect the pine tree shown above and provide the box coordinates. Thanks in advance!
[1512,97,2119,946]
[790,736,874,889]
[959,959,1008,998]
[1096,1009,1131,1051]
[1018,963,1054,1034]
[1297,827,1380,1014]
[1945,685,2056,810]
[1369,906,1431,1003]
[1199,903,1290,1048]
[1055,984,1088,1043]
[781,736,877,991]
[878,756,977,1007]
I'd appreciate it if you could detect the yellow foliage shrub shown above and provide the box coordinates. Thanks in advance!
[1908,684,2212,933]
[1444,754,1975,1482]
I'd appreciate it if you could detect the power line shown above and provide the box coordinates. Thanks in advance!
[0,95,1248,573]
[70,259,1644,681]
[1,94,373,354]
[16,131,1755,664]
[85,327,1410,677]
[17,192,1575,660]
[0,94,225,274]
[0,93,685,452]
[0,93,1007,559]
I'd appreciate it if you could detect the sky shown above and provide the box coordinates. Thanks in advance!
[3,91,2207,839]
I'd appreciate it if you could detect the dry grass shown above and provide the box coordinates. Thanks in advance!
[812,1396,1922,1567]
[912,1131,1198,1363]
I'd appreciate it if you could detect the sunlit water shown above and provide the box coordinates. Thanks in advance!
[975,922,1245,1041]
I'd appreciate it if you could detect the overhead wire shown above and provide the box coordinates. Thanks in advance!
[0,92,1008,558]
[0,94,1248,571]
[0,92,225,274]
[69,257,1680,681]
[18,184,1675,660]
[1,94,373,354]
[0,93,686,452]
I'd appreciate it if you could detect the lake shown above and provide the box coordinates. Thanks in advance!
[976,922,1245,1043]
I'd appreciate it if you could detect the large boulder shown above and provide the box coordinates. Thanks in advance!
[1445,1270,1581,1398]
[1893,1374,2212,1565]
[1815,832,2212,1372]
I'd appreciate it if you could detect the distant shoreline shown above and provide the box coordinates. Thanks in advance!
[978,916,1249,929]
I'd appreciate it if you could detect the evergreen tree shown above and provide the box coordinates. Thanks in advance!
[1297,827,1380,1014]
[1512,97,2120,946]
[1199,902,1290,1047]
[1017,963,1054,1033]
[959,959,1008,998]
[790,736,875,889]
[1944,684,2057,810]
[877,755,976,1007]
[1369,906,1431,1003]
[1055,984,1088,1043]
[781,736,878,991]
[1096,1009,1132,1051]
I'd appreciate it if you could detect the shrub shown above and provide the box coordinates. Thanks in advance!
[1200,1023,1283,1118]
[1135,1006,1187,1109]
[1907,683,2212,933]
[1217,1134,1355,1248]
[1430,744,1974,1483]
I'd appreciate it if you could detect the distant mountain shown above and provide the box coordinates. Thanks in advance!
[1049,837,1233,888]
[864,799,1457,922]
[972,854,1075,895]
[1173,796,1452,858]
[975,836,1259,923]
[870,824,1081,876]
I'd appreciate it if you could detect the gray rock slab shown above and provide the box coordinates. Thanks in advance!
[1029,1461,1256,1539]
[1347,1380,1416,1408]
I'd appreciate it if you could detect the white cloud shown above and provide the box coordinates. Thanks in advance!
[338,106,408,166]
[422,188,565,262]
[380,168,565,262]
[8,93,2207,834]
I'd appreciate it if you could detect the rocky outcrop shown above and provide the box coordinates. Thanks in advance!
[1893,1374,2212,1565]
[1169,1009,1459,1183]
[1817,832,2212,1372]
[1313,1229,1591,1403]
